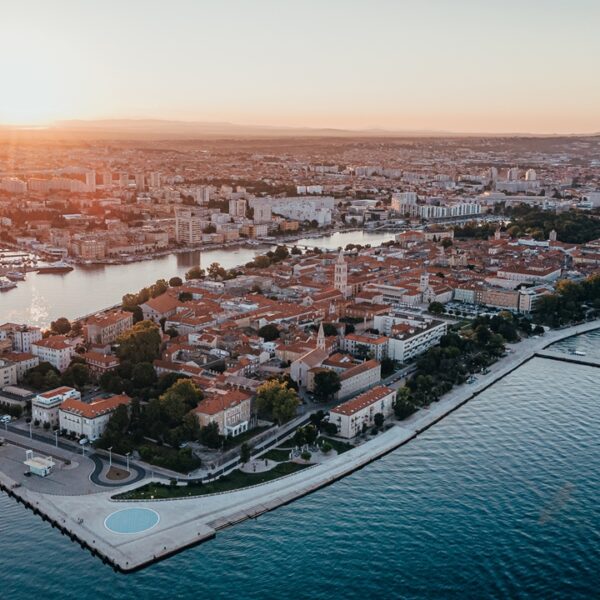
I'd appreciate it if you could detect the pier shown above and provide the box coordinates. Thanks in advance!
[534,349,600,369]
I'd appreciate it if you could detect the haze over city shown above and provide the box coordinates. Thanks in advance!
[2,0,599,134]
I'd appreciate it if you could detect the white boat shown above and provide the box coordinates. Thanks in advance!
[6,271,26,281]
[0,279,17,291]
[573,350,587,357]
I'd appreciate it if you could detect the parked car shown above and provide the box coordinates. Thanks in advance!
[0,415,11,424]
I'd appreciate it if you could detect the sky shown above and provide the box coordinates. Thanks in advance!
[1,0,599,134]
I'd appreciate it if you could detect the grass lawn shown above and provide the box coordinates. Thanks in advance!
[114,461,309,500]
[320,437,354,454]
[261,448,293,462]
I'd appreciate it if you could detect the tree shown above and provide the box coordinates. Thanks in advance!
[160,379,203,425]
[240,443,251,464]
[185,266,205,281]
[258,323,280,342]
[373,413,384,429]
[441,237,453,249]
[200,422,222,449]
[96,404,132,453]
[255,379,299,424]
[51,317,71,335]
[132,362,157,389]
[116,320,161,364]
[428,301,445,315]
[321,323,338,337]
[207,262,226,280]
[380,357,396,378]
[313,370,341,402]
[61,363,89,390]
[169,276,183,287]
[394,387,416,420]
[291,246,302,255]
[23,362,60,391]
[123,305,143,323]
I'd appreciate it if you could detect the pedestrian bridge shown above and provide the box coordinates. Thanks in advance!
[535,350,600,368]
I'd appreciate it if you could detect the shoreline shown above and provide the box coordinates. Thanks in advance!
[1,319,598,573]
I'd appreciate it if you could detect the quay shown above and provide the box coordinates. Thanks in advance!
[1,320,599,573]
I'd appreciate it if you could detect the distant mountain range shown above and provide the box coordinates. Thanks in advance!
[0,119,598,140]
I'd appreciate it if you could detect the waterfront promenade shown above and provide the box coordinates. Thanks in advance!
[1,320,598,572]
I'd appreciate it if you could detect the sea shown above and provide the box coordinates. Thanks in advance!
[1,331,599,599]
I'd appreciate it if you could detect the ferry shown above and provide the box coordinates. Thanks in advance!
[37,261,74,274]
[6,271,26,281]
[0,279,17,291]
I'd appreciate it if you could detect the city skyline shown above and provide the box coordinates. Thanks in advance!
[2,0,600,134]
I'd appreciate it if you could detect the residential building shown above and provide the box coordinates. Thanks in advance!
[59,394,131,440]
[32,386,80,427]
[31,336,75,372]
[85,310,133,345]
[195,389,252,437]
[329,385,395,438]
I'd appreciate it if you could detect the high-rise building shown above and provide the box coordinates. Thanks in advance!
[525,169,537,181]
[102,171,112,188]
[175,207,205,245]
[229,198,247,218]
[508,167,520,181]
[119,172,129,187]
[149,172,161,188]
[195,186,210,204]
[85,170,96,193]
[135,173,145,190]
[252,200,272,223]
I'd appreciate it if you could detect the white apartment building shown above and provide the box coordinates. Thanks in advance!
[31,336,75,372]
[32,386,80,428]
[175,207,206,245]
[59,394,130,441]
[337,359,382,400]
[0,359,17,387]
[0,177,27,193]
[374,314,447,363]
[329,385,395,438]
[0,323,42,352]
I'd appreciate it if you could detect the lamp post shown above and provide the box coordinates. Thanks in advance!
[54,430,58,448]
[125,452,130,473]
[108,446,113,469]
[29,421,32,440]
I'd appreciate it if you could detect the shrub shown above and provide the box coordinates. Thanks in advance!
[300,450,312,461]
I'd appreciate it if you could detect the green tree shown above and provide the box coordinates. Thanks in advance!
[373,413,384,428]
[313,370,341,402]
[240,442,251,464]
[258,323,280,341]
[132,362,157,389]
[207,262,226,280]
[428,301,445,315]
[50,317,71,335]
[394,387,416,419]
[185,266,205,280]
[255,379,299,424]
[169,276,183,287]
[160,379,203,425]
[61,363,89,390]
[116,320,161,364]
[200,422,222,449]
[321,323,338,337]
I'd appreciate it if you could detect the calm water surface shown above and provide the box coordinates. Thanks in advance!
[0,230,395,327]
[1,334,599,599]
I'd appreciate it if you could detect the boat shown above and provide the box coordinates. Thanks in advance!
[573,350,587,357]
[36,261,74,274]
[0,279,17,291]
[6,271,26,281]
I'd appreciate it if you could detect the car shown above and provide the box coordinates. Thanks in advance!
[0,415,11,424]
[79,437,89,446]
